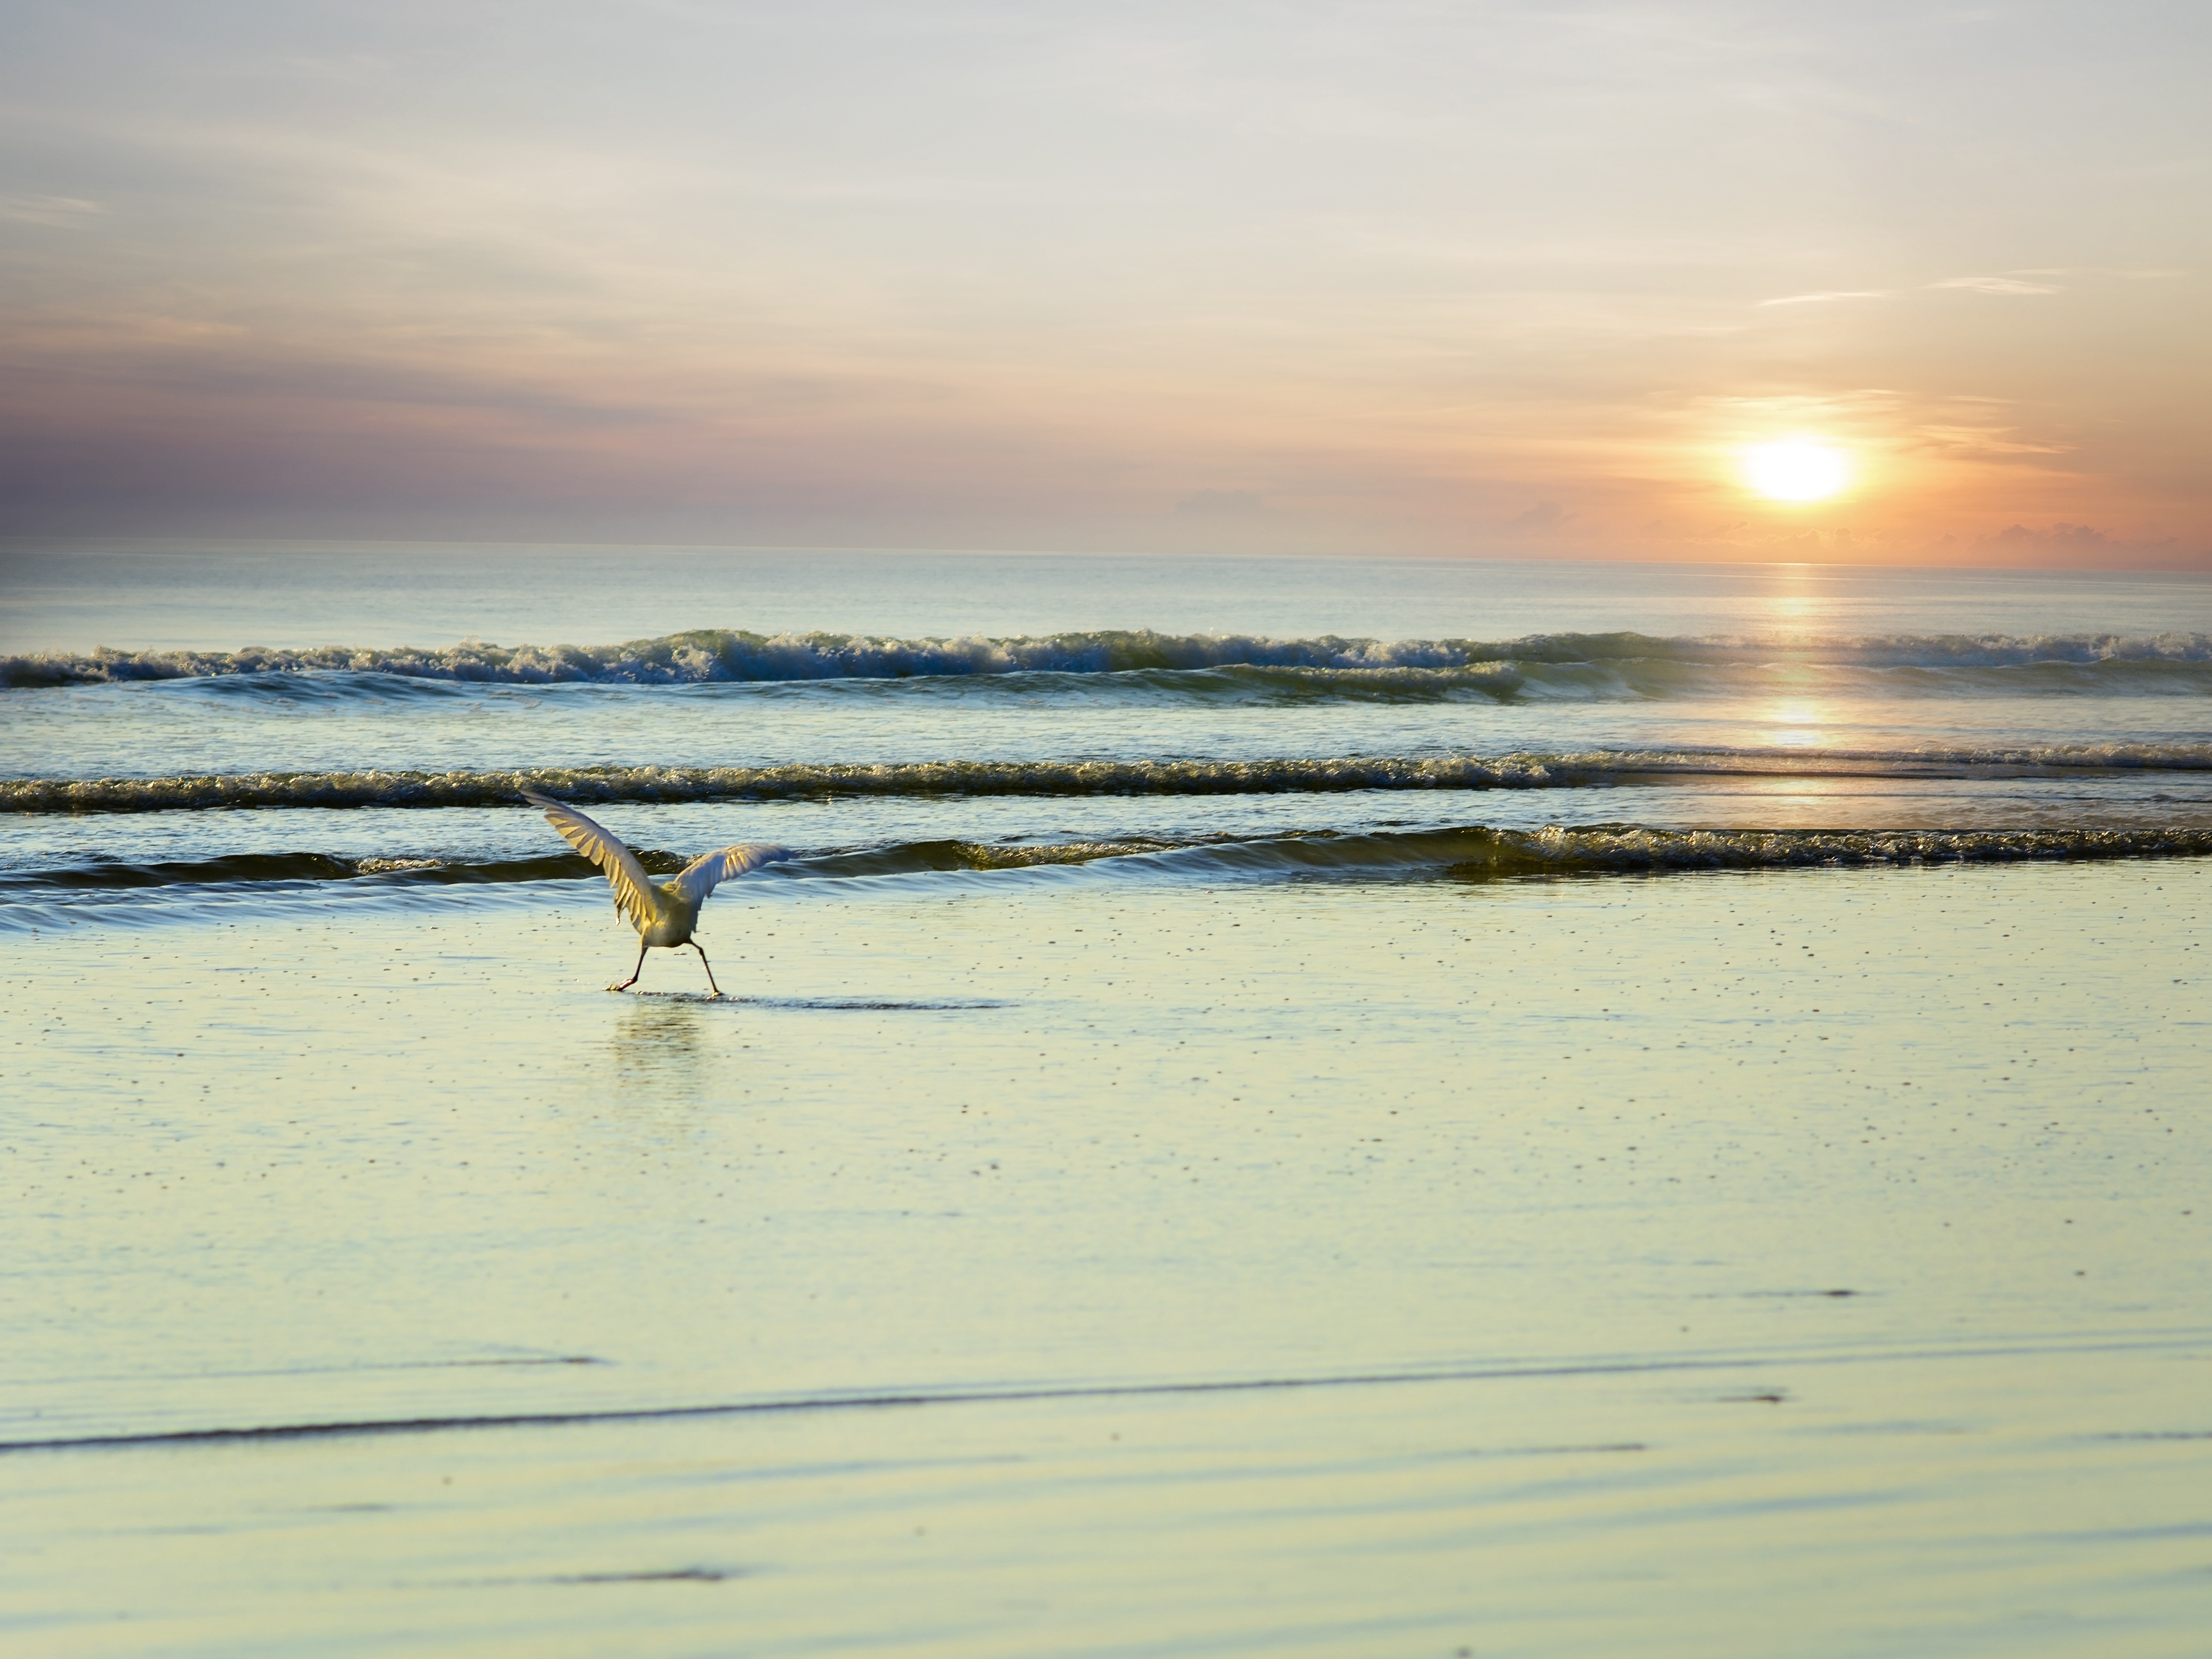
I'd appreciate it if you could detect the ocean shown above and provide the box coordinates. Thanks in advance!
[4,544,2210,1656]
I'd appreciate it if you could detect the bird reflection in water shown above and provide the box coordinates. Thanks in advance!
[609,996,715,1098]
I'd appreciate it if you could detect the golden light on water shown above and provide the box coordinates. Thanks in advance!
[1765,697,1825,747]
[1743,441,1850,503]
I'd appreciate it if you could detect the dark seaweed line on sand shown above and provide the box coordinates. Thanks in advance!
[7,1332,2204,1457]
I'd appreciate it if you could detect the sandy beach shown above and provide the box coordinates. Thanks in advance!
[7,848,2209,1654]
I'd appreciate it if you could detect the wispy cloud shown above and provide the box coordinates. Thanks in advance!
[1757,290,1890,307]
[1967,522,2202,569]
[1929,275,2064,295]
[1914,423,2071,458]
[1175,488,1265,518]
[0,194,107,228]
[1500,501,1574,533]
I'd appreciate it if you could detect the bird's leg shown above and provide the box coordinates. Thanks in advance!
[610,940,648,992]
[693,942,722,997]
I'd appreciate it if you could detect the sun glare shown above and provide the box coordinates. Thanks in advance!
[1743,441,1849,503]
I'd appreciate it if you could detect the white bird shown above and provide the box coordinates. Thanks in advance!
[523,791,792,995]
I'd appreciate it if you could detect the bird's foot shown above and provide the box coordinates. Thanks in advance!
[608,980,638,993]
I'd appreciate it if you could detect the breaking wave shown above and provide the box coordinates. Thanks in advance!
[10,824,2212,898]
[9,627,2212,693]
[9,745,2212,815]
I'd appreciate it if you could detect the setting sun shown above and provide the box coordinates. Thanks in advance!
[1743,440,1850,503]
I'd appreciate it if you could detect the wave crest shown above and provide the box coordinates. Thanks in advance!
[10,824,2212,898]
[8,745,2212,815]
[9,626,2212,689]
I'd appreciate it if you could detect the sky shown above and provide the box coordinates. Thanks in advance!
[1,1,2206,565]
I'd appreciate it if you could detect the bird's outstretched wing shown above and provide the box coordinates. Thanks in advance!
[522,790,659,931]
[669,842,794,903]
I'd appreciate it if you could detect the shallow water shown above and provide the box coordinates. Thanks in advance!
[4,549,2211,1652]
[5,860,2211,1655]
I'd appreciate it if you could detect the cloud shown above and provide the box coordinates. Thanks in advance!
[1989,522,2113,549]
[1929,275,2064,295]
[1501,501,1573,533]
[1912,422,2071,458]
[1175,488,1265,517]
[0,194,107,228]
[1758,290,1890,306]
[1965,522,2205,571]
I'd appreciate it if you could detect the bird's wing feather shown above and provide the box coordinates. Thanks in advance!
[669,842,794,903]
[522,791,659,931]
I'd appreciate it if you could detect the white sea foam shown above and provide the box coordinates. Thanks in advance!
[9,627,2212,689]
[9,823,2211,900]
[7,745,2212,815]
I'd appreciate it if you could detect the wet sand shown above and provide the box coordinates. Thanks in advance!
[4,856,2209,1655]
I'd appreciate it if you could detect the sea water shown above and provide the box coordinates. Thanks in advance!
[3,546,2209,1655]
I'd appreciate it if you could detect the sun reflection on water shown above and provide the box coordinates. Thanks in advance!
[1766,698,1825,747]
